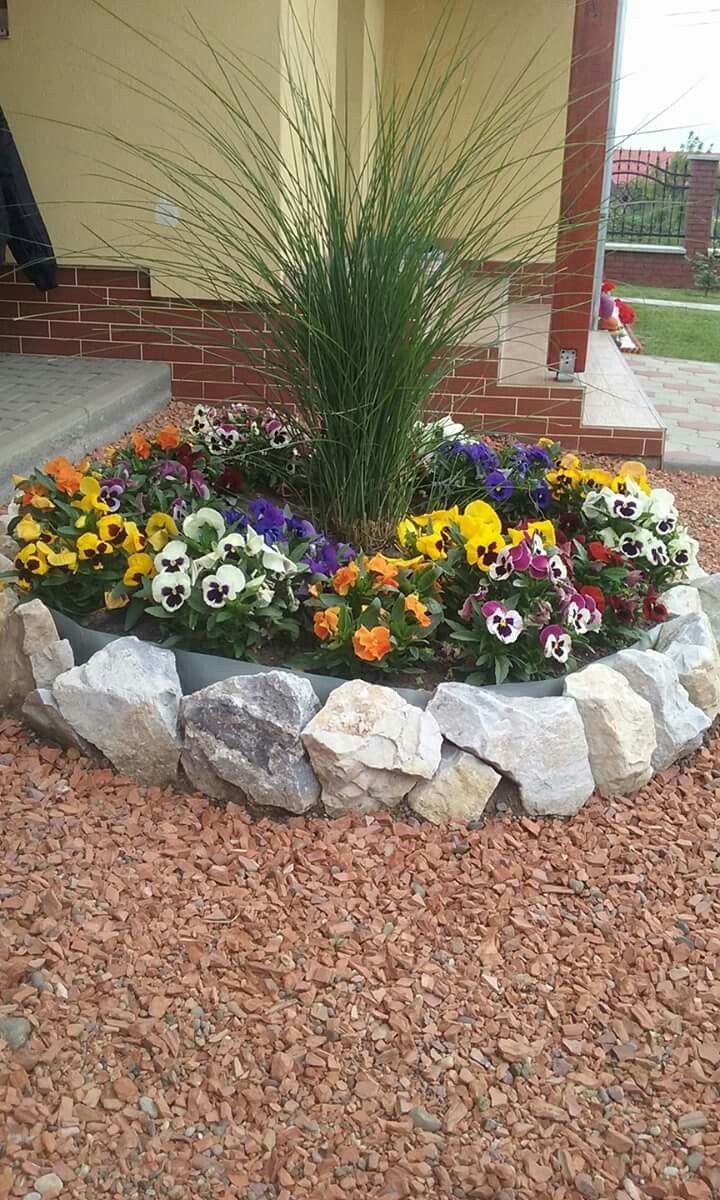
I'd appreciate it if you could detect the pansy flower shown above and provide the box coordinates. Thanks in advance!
[97,515,126,545]
[100,478,126,512]
[15,543,49,577]
[183,507,226,541]
[145,512,179,551]
[481,600,523,644]
[249,498,285,534]
[547,554,568,583]
[152,571,192,611]
[190,405,216,436]
[484,470,514,503]
[313,606,341,641]
[201,564,247,608]
[73,476,110,515]
[643,589,668,622]
[458,587,488,621]
[403,593,431,627]
[77,533,113,563]
[563,591,602,634]
[352,625,392,662]
[154,539,191,575]
[123,552,155,588]
[539,624,572,663]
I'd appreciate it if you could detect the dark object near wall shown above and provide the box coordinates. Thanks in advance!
[0,105,57,291]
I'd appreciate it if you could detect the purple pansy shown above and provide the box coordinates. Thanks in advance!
[249,498,285,533]
[100,478,126,512]
[481,600,524,643]
[484,470,514,503]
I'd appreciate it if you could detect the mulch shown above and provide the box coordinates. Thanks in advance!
[2,413,720,1198]
[1,713,720,1199]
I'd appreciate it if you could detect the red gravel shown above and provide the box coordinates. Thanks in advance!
[2,714,720,1199]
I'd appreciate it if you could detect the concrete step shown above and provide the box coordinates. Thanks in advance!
[0,354,171,499]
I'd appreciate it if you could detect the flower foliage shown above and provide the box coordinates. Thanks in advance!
[3,420,700,684]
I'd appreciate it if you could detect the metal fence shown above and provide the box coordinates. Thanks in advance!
[608,150,690,246]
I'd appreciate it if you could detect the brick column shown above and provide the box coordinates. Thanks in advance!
[684,154,720,263]
[547,0,620,375]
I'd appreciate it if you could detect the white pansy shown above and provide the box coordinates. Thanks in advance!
[641,532,669,566]
[255,583,274,606]
[219,532,246,561]
[190,549,222,583]
[183,507,226,541]
[152,570,192,612]
[262,545,293,574]
[617,530,645,559]
[201,563,247,609]
[599,526,619,548]
[581,488,610,522]
[608,489,647,521]
[154,539,191,575]
[669,530,700,573]
[647,487,679,534]
[547,554,568,582]
[244,526,266,556]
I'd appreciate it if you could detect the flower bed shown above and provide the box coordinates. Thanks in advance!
[2,405,700,689]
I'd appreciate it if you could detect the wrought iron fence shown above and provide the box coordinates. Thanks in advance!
[608,150,689,246]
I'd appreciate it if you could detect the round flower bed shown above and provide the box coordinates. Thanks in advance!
[2,405,700,691]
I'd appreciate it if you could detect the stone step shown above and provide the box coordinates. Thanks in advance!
[0,353,170,499]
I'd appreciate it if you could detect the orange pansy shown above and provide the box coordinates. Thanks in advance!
[155,425,181,451]
[131,431,151,460]
[313,607,341,641]
[352,625,392,662]
[44,456,83,496]
[332,560,359,596]
[403,592,431,628]
[365,553,399,587]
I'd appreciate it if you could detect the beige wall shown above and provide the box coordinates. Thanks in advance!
[1,0,574,293]
[383,0,575,259]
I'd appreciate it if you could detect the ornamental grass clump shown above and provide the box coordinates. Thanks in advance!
[87,6,578,543]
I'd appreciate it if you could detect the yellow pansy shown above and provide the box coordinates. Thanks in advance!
[397,507,460,548]
[97,515,127,544]
[581,467,614,490]
[15,514,43,542]
[77,533,113,562]
[559,452,581,470]
[105,590,130,610]
[526,519,557,548]
[15,543,49,576]
[612,468,651,495]
[538,436,556,448]
[72,476,110,515]
[36,543,78,570]
[121,521,147,555]
[123,552,155,588]
[28,494,56,511]
[145,512,179,551]
[465,524,505,570]
[458,500,502,542]
[547,467,581,494]
[415,532,448,560]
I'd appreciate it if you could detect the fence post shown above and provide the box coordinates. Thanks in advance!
[685,154,720,263]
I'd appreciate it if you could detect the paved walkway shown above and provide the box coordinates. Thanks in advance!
[629,355,720,471]
[625,297,720,311]
[0,354,169,499]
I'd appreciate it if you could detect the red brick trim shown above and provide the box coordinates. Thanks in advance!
[548,0,620,374]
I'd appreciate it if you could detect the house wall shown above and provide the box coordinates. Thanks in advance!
[382,0,575,259]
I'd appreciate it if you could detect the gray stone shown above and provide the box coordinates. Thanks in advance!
[0,533,18,558]
[0,597,60,710]
[34,1175,63,1197]
[181,671,320,814]
[0,585,19,627]
[0,1014,32,1049]
[428,684,594,817]
[660,585,702,618]
[302,679,442,818]
[30,638,74,690]
[23,1192,42,1200]
[565,664,656,797]
[688,572,720,641]
[610,648,710,770]
[0,549,15,577]
[410,1106,443,1132]
[655,611,720,719]
[408,744,500,824]
[53,637,181,786]
[22,688,99,757]
[139,1095,159,1118]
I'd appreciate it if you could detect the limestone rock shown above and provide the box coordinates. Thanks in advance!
[428,684,594,817]
[0,1015,32,1049]
[30,639,74,690]
[53,637,181,786]
[660,585,702,618]
[0,598,60,710]
[610,648,710,770]
[0,585,19,628]
[0,550,15,577]
[0,533,18,559]
[22,688,99,757]
[302,679,442,817]
[181,670,320,813]
[655,611,720,719]
[408,744,500,824]
[565,664,656,796]
[688,573,720,642]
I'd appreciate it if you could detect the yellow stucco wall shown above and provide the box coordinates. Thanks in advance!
[1,0,573,292]
[383,0,575,258]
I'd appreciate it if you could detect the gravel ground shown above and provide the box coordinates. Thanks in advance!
[2,416,720,1198]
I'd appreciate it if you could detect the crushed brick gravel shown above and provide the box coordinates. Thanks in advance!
[1,713,720,1199]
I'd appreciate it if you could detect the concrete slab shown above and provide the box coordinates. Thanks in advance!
[0,354,170,499]
[629,354,720,473]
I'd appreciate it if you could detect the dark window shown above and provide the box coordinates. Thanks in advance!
[0,3,8,38]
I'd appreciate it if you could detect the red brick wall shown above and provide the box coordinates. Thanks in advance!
[0,264,662,460]
[603,248,693,289]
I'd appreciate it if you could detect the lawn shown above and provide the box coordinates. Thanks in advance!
[631,302,720,364]
[614,281,720,305]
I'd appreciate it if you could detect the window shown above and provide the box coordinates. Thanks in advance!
[0,3,8,38]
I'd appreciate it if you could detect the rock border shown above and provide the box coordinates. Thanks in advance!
[1,579,719,821]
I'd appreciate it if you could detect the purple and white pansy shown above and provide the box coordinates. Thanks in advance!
[563,590,602,634]
[539,624,572,663]
[152,571,192,612]
[201,564,247,608]
[481,600,524,644]
[154,539,191,575]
